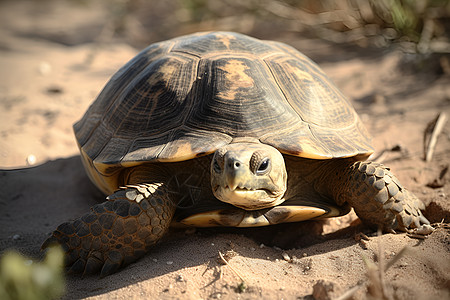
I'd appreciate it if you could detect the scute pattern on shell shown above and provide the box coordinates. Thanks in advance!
[74,31,373,193]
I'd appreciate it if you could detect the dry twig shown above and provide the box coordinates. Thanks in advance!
[218,251,246,284]
[424,112,448,162]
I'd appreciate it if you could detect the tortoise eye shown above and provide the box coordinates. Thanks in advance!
[256,158,270,175]
[251,151,271,175]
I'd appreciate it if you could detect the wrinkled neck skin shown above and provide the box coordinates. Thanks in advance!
[283,156,358,203]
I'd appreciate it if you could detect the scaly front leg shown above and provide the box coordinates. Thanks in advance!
[331,161,429,232]
[42,183,175,277]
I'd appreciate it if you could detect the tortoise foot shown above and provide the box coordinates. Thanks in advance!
[343,161,429,232]
[42,184,175,276]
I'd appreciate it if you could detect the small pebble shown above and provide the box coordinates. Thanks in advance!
[166,261,173,265]
[273,246,282,251]
[26,154,36,166]
[302,253,308,257]
[12,234,21,240]
[259,243,265,248]
[250,247,256,251]
[152,258,158,262]
[176,274,184,282]
[282,252,291,262]
[38,62,52,75]
[211,243,215,246]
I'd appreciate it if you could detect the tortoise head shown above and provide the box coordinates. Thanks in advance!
[211,140,287,210]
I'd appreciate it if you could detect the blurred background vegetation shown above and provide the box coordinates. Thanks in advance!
[91,0,449,53]
[0,246,65,300]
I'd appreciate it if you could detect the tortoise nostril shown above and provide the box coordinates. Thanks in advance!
[227,159,241,169]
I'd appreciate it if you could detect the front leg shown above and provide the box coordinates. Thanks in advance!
[331,161,429,232]
[42,183,175,277]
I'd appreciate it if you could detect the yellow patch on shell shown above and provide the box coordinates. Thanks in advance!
[288,138,333,159]
[157,140,198,162]
[291,66,314,82]
[218,60,254,100]
[215,32,236,49]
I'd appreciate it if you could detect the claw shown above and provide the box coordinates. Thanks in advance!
[100,259,121,277]
[68,258,87,274]
[84,257,103,276]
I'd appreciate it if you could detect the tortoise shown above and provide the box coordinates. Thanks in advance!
[43,31,429,277]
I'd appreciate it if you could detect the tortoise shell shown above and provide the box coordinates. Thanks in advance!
[75,31,373,194]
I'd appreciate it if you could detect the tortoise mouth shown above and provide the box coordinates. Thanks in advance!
[213,185,283,210]
[223,185,274,195]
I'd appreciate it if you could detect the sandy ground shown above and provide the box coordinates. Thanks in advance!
[1,1,449,299]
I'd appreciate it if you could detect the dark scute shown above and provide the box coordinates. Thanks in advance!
[100,260,121,277]
[98,213,116,230]
[68,259,86,274]
[152,226,162,235]
[92,204,106,214]
[76,223,91,237]
[111,220,125,237]
[69,236,81,248]
[138,213,150,226]
[73,219,83,231]
[123,235,132,244]
[129,203,142,216]
[114,199,131,217]
[91,237,102,250]
[84,257,103,275]
[140,199,150,210]
[90,221,103,237]
[132,241,144,249]
[107,250,123,264]
[367,175,376,186]
[66,250,80,266]
[81,213,97,224]
[137,228,151,239]
[103,201,115,212]
[123,218,138,234]
[57,222,75,235]
[81,237,92,251]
